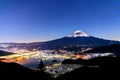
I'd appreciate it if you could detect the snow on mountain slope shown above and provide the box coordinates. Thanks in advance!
[67,30,89,37]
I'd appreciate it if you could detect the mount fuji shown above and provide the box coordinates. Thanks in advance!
[21,30,120,50]
[0,30,120,51]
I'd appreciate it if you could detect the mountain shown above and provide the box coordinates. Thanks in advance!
[26,30,119,50]
[0,50,15,56]
[84,44,120,56]
[0,30,120,51]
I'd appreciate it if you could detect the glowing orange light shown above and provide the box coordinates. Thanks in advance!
[81,55,91,60]
[8,58,16,62]
[0,59,8,62]
[16,57,24,61]
[76,54,81,59]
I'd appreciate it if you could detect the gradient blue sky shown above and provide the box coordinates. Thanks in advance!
[0,0,120,43]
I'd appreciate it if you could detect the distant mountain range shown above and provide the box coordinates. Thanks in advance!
[0,50,15,56]
[85,44,120,55]
[0,30,120,51]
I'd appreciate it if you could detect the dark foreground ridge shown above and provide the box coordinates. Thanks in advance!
[56,57,120,80]
[0,57,120,80]
[0,62,53,80]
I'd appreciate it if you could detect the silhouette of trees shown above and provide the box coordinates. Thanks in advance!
[37,59,45,70]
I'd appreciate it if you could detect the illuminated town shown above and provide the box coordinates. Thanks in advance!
[0,48,114,77]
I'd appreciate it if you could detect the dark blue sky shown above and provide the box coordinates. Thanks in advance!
[0,0,120,42]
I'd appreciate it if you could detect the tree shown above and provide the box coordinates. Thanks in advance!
[38,59,45,70]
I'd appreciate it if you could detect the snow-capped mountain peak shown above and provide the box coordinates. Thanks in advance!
[67,30,89,37]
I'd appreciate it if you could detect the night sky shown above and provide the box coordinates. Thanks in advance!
[0,0,120,43]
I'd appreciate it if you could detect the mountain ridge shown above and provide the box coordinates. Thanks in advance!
[0,30,120,50]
